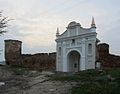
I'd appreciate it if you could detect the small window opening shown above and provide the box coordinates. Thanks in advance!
[74,63,77,68]
[88,43,92,54]
[58,47,61,55]
[72,39,75,44]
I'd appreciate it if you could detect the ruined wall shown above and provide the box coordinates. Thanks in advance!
[5,40,22,65]
[5,40,120,70]
[20,53,56,70]
[4,40,56,70]
[97,43,120,68]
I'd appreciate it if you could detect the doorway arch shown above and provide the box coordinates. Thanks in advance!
[67,50,81,72]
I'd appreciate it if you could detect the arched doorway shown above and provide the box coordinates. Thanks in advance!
[67,51,80,72]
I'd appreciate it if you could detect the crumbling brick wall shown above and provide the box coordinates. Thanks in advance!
[97,43,120,68]
[20,53,56,70]
[4,40,56,70]
[4,40,22,65]
[5,39,120,70]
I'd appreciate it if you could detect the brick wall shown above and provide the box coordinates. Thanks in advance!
[97,43,120,68]
[4,40,56,70]
[4,40,22,65]
[20,53,56,70]
[5,40,120,70]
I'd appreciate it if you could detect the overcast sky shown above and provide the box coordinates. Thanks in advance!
[0,0,120,61]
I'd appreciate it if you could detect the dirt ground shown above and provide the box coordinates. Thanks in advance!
[0,66,75,94]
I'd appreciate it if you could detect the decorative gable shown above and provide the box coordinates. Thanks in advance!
[57,21,96,39]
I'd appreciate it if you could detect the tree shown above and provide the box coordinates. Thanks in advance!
[0,11,10,35]
[0,11,10,55]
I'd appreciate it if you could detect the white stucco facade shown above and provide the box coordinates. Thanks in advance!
[56,19,97,72]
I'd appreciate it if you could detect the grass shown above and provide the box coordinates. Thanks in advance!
[51,69,105,81]
[3,65,42,77]
[51,69,120,94]
[71,82,119,94]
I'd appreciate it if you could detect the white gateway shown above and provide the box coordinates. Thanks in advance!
[55,18,98,72]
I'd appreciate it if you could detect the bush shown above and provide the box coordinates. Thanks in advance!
[71,82,120,94]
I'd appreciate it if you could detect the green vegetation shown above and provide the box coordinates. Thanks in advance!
[4,65,42,77]
[51,69,120,94]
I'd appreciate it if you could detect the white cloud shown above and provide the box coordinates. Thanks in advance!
[0,0,120,61]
